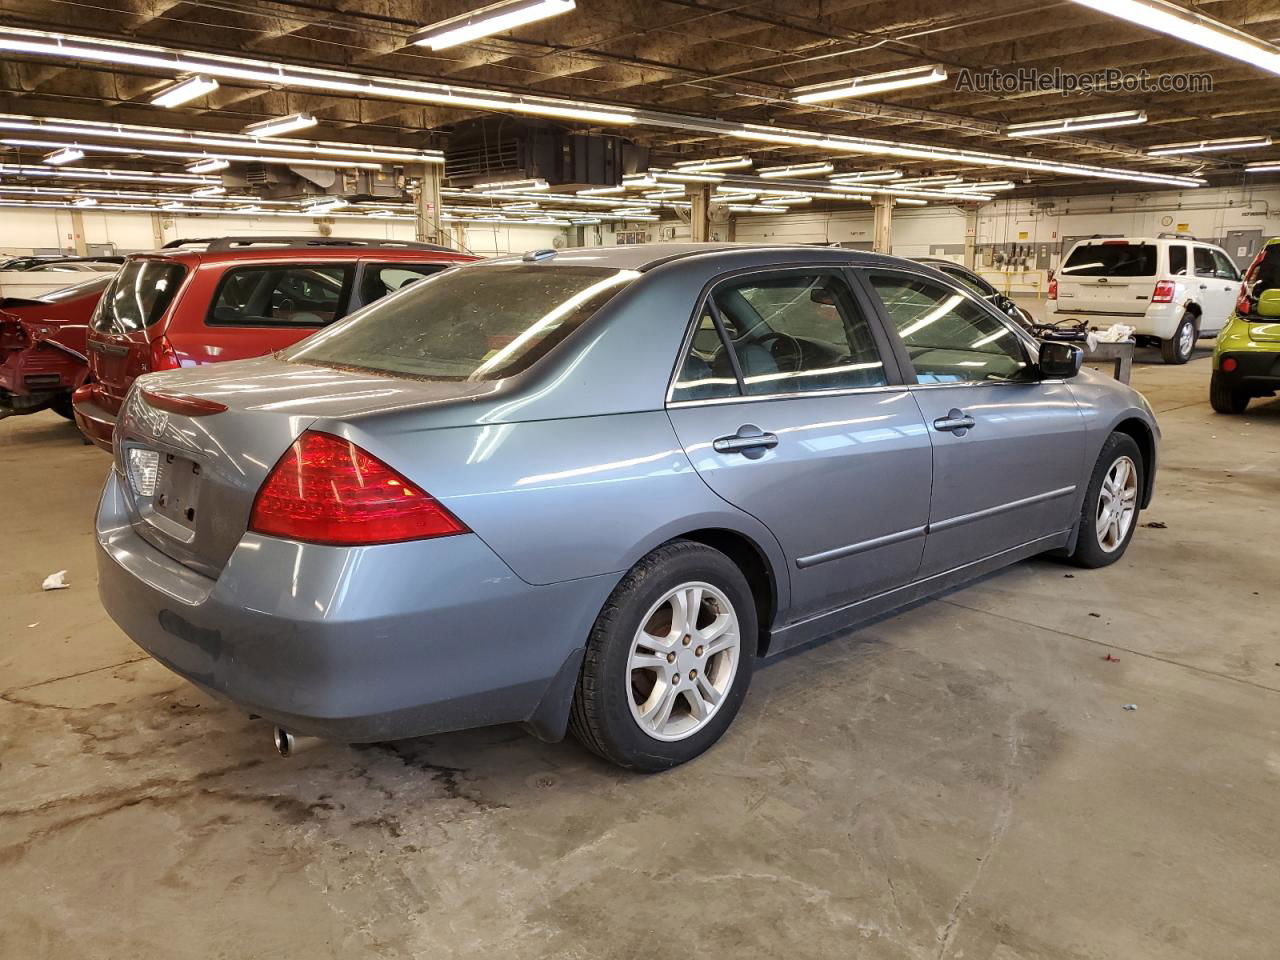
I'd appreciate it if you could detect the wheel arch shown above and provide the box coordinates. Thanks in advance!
[666,527,781,658]
[1111,416,1156,508]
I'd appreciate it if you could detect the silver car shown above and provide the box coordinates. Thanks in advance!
[96,244,1159,771]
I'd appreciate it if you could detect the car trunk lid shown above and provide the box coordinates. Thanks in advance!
[113,355,501,577]
[1056,241,1158,316]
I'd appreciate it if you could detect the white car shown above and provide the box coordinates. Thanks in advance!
[1049,235,1241,363]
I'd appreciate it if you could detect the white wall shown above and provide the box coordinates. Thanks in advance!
[0,208,567,257]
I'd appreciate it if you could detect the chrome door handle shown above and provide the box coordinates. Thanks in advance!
[933,409,976,436]
[713,426,778,456]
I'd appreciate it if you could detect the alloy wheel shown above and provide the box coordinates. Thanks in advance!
[627,581,741,742]
[1178,320,1195,360]
[1096,455,1138,553]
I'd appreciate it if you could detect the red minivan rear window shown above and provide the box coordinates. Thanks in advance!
[92,260,186,334]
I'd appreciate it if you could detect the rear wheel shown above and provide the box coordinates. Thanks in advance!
[1160,313,1197,364]
[1066,433,1143,569]
[569,541,755,771]
[1209,373,1249,414]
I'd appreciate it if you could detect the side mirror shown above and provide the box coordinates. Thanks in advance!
[1257,289,1280,318]
[1038,340,1083,379]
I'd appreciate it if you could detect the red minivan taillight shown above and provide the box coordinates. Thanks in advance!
[148,335,181,371]
[1151,280,1176,304]
[1236,286,1252,315]
[249,430,468,546]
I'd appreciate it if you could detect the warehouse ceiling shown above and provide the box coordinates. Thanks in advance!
[1,0,1279,205]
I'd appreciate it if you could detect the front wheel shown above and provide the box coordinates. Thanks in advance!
[1160,314,1197,364]
[1066,433,1143,569]
[569,541,755,771]
[1209,373,1249,414]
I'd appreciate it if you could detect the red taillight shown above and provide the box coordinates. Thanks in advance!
[148,335,180,371]
[1236,287,1251,315]
[249,430,468,546]
[1151,280,1176,304]
[1222,357,1238,372]
[1048,277,1058,299]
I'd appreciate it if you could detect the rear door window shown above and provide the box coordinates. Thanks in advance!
[1060,243,1157,278]
[1193,247,1217,278]
[91,260,186,333]
[357,262,448,305]
[1168,245,1187,276]
[1210,249,1240,280]
[207,263,353,327]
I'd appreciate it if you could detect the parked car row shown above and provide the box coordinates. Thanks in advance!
[87,241,1160,770]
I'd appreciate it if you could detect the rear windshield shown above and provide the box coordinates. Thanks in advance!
[1060,243,1157,278]
[283,264,638,381]
[92,260,186,333]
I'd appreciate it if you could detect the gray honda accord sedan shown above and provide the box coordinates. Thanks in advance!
[96,244,1159,771]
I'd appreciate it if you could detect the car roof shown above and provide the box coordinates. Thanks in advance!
[484,242,915,273]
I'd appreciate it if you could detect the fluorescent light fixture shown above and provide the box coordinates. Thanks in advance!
[72,196,96,206]
[713,191,758,202]
[571,217,601,225]
[761,196,812,206]
[757,161,834,179]
[474,177,548,192]
[1066,0,1280,75]
[410,0,575,50]
[652,169,724,183]
[894,175,962,186]
[304,196,347,211]
[1245,162,1280,173]
[186,157,230,173]
[501,201,539,210]
[672,155,753,171]
[622,173,658,188]
[191,186,225,197]
[242,112,317,137]
[232,204,262,213]
[576,185,625,196]
[829,169,902,182]
[0,161,215,185]
[1006,110,1147,137]
[0,114,442,166]
[727,204,777,213]
[150,74,218,108]
[644,190,686,200]
[1148,136,1272,156]
[160,201,184,210]
[894,198,928,206]
[792,64,947,104]
[943,180,1015,192]
[43,146,83,165]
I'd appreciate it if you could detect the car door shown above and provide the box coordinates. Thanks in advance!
[858,268,1086,579]
[665,267,933,622]
[1193,246,1237,332]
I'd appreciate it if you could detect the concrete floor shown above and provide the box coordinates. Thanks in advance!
[2,351,1278,960]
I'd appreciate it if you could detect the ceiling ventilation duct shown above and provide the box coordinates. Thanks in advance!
[444,117,647,190]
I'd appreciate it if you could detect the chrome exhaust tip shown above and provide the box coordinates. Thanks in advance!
[273,727,295,758]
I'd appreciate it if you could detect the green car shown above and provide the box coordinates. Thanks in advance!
[1211,241,1280,414]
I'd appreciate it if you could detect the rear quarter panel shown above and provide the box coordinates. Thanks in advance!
[322,410,793,613]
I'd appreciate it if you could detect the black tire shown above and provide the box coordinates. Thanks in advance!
[1160,313,1197,364]
[50,393,75,420]
[1066,432,1144,569]
[1209,373,1249,414]
[569,540,756,772]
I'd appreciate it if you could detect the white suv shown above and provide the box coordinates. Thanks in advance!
[1049,235,1241,363]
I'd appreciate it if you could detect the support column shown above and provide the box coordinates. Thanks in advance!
[415,163,450,247]
[964,206,978,269]
[69,210,88,255]
[872,196,893,254]
[689,183,713,243]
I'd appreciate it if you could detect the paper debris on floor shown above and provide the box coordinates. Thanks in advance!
[41,570,69,591]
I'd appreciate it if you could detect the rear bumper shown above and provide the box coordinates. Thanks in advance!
[1049,304,1177,338]
[72,383,118,452]
[95,470,616,742]
[1214,350,1280,391]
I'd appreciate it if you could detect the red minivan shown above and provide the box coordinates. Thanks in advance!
[74,237,475,450]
